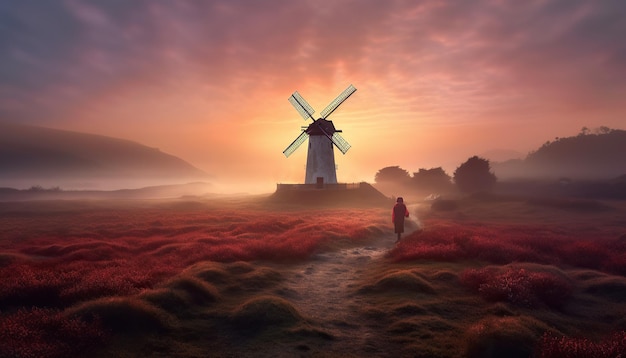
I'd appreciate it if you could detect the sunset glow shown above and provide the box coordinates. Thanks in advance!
[2,1,625,192]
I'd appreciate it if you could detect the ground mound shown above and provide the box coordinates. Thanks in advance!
[464,316,554,358]
[138,288,191,316]
[163,276,220,304]
[583,276,626,302]
[230,296,304,333]
[358,270,435,294]
[184,261,231,284]
[65,297,175,334]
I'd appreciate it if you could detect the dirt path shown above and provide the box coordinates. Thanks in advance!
[287,240,391,338]
[283,206,423,353]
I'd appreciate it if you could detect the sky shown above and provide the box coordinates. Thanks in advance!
[1,0,625,193]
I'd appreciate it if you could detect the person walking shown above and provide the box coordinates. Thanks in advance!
[392,197,409,242]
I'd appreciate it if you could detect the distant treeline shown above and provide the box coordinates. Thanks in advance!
[374,127,626,199]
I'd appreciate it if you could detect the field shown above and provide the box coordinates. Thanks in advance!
[1,194,625,357]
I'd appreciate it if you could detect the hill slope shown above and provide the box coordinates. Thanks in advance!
[0,121,208,188]
[493,129,626,180]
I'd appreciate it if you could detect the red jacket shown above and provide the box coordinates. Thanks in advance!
[392,203,409,223]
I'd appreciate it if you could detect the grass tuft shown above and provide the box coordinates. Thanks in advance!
[464,316,551,358]
[230,296,303,333]
[225,261,255,274]
[359,270,435,294]
[391,303,428,317]
[582,276,626,302]
[237,267,284,291]
[138,288,190,316]
[65,297,175,334]
[184,261,231,284]
[164,276,220,304]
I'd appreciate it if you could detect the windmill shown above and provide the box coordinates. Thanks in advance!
[283,84,357,185]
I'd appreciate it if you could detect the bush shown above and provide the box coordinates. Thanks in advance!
[164,276,220,304]
[460,266,572,308]
[374,166,411,185]
[454,156,497,193]
[412,167,453,192]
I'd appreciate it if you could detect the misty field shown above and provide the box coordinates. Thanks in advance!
[1,195,625,357]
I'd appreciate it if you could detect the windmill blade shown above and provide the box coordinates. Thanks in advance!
[283,131,309,157]
[320,84,357,119]
[310,119,350,154]
[288,91,315,121]
[331,132,351,154]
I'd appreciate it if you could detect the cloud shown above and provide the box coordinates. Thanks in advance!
[3,0,625,119]
[1,1,625,189]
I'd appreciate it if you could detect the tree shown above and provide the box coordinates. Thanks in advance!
[579,126,590,136]
[453,156,497,193]
[595,126,612,135]
[412,167,452,192]
[374,166,411,185]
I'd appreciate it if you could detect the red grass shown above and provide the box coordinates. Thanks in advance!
[390,219,626,275]
[0,260,168,309]
[536,331,626,357]
[0,308,107,358]
[1,201,623,355]
[0,207,389,306]
[0,206,390,355]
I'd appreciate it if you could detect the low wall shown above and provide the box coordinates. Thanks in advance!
[270,182,392,207]
[276,182,363,191]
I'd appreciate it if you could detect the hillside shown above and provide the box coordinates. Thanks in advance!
[493,129,626,180]
[0,121,208,189]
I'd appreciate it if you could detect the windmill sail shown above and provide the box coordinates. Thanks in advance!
[283,84,356,179]
[283,131,309,157]
[331,132,351,154]
[320,84,356,119]
[288,92,315,121]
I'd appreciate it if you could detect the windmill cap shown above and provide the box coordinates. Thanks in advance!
[397,197,403,203]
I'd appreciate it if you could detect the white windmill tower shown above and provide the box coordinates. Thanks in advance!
[283,84,356,185]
